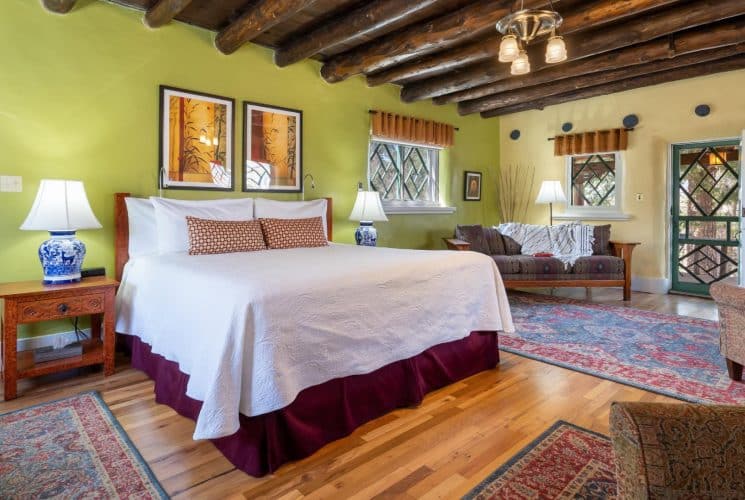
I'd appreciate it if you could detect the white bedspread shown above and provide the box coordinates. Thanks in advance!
[115,244,513,440]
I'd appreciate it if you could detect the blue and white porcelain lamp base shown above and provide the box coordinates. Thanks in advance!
[39,231,87,285]
[355,222,378,247]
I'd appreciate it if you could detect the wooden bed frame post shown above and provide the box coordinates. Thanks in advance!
[114,192,131,283]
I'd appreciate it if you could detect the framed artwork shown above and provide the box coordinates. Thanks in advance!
[464,171,482,201]
[243,101,302,193]
[159,85,234,191]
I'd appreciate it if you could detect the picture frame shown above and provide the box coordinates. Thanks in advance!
[243,101,302,193]
[464,171,482,201]
[159,85,235,191]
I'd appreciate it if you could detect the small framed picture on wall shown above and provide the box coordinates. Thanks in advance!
[464,171,482,201]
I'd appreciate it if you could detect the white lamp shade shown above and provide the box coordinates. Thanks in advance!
[545,35,567,64]
[498,34,520,63]
[535,180,567,204]
[349,190,388,222]
[510,50,531,75]
[20,179,102,231]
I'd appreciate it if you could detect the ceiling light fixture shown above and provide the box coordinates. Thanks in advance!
[496,0,566,75]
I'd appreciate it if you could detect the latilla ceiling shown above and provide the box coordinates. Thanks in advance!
[43,0,745,117]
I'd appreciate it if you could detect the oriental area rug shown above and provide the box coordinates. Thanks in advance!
[463,421,615,499]
[0,391,167,499]
[504,293,745,404]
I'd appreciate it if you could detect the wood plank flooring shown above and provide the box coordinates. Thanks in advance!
[0,289,718,499]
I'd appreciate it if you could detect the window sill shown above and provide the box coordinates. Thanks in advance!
[554,213,632,221]
[383,205,456,215]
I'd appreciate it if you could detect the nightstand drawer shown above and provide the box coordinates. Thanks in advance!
[17,293,105,323]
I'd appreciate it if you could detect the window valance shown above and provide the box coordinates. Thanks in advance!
[553,128,629,156]
[370,110,455,148]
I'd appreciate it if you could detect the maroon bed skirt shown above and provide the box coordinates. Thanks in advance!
[127,331,499,477]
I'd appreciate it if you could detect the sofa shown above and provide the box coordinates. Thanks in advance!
[445,224,639,300]
[610,402,745,498]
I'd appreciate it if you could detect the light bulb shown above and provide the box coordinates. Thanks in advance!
[212,137,218,146]
[510,50,531,75]
[545,35,567,64]
[199,134,207,144]
[498,34,520,63]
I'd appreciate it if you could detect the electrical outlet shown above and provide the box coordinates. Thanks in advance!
[0,176,22,192]
[635,193,644,201]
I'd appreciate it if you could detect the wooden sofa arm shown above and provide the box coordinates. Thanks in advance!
[610,241,640,301]
[443,238,471,251]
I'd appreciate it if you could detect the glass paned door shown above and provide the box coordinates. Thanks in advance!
[672,140,741,296]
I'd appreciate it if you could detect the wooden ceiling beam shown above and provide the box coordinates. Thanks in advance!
[144,0,193,28]
[274,0,444,67]
[401,0,745,102]
[442,17,745,106]
[319,0,553,84]
[366,0,682,87]
[464,43,745,115]
[42,0,76,14]
[480,54,745,118]
[215,0,320,55]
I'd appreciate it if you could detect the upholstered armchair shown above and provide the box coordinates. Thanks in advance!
[710,281,745,381]
[610,402,745,498]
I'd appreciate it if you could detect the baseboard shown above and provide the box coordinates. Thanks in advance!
[631,276,670,294]
[16,328,92,352]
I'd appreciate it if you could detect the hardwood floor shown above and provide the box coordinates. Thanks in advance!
[1,289,718,499]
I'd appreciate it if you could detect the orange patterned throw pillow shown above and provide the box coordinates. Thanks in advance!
[186,217,266,255]
[259,217,329,249]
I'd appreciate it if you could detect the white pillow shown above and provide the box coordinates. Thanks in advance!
[150,197,255,254]
[254,198,329,237]
[125,197,158,258]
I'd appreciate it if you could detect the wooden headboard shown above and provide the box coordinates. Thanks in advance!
[114,193,334,282]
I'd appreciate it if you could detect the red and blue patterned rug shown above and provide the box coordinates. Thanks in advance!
[463,421,615,499]
[505,293,745,404]
[0,391,167,499]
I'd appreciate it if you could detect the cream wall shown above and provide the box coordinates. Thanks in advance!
[500,69,745,290]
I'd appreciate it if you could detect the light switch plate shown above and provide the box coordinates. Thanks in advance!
[0,176,22,192]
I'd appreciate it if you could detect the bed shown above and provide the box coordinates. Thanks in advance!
[113,193,514,476]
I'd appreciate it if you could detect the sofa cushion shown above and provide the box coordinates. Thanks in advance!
[484,227,506,255]
[501,233,522,255]
[492,256,521,275]
[455,224,489,255]
[573,255,624,275]
[592,224,612,255]
[516,256,569,274]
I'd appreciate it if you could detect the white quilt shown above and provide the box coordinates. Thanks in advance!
[115,244,513,440]
[498,222,594,267]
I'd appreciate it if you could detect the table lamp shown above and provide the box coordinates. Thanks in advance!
[535,180,567,226]
[349,185,388,246]
[20,180,102,284]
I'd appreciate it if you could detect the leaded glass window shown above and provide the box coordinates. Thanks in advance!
[567,152,622,211]
[368,140,439,204]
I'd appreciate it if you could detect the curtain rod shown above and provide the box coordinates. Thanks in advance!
[368,110,459,131]
[547,128,634,141]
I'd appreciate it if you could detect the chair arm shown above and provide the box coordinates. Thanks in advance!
[710,281,745,309]
[610,402,745,498]
[443,238,471,251]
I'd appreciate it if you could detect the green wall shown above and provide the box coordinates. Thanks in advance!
[0,0,500,290]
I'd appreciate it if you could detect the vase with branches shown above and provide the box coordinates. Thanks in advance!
[496,163,535,223]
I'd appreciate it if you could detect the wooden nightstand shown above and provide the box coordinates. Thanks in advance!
[0,276,118,400]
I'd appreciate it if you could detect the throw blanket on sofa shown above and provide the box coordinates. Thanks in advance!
[498,222,594,267]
